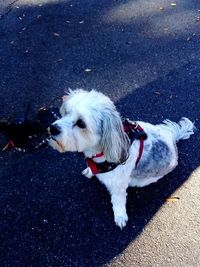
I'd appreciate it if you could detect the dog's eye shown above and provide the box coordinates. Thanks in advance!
[76,119,86,129]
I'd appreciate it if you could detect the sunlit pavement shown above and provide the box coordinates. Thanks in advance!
[0,0,200,266]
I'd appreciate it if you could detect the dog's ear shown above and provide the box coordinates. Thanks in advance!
[100,109,130,163]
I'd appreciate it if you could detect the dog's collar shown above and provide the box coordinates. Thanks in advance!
[85,119,147,176]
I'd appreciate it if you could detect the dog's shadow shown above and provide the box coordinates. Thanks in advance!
[0,0,200,266]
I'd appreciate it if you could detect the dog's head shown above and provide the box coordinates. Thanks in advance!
[49,89,129,163]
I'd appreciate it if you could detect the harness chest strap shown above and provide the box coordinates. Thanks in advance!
[86,139,144,176]
[135,139,144,166]
[85,158,99,176]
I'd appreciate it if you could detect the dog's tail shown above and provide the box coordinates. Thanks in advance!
[162,117,195,142]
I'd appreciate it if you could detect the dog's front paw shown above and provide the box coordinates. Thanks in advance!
[82,167,93,178]
[114,214,128,229]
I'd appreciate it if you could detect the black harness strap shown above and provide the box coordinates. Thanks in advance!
[85,119,147,175]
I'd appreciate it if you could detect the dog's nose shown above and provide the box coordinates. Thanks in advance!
[49,124,61,136]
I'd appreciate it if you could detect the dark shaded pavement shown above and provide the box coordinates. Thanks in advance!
[0,0,200,266]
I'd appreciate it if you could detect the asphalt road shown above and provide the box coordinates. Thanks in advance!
[0,0,200,266]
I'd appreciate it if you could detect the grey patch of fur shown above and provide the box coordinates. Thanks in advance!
[132,140,173,179]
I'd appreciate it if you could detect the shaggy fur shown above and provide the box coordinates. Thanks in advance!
[49,89,195,229]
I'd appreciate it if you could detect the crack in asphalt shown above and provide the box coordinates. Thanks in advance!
[0,0,19,21]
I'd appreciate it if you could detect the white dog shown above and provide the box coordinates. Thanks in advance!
[49,89,195,229]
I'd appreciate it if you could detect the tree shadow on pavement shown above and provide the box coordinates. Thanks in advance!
[0,0,200,266]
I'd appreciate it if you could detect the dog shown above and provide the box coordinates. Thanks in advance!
[49,89,195,229]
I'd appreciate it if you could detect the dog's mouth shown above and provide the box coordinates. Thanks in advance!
[51,136,62,147]
[49,136,65,152]
[47,126,64,152]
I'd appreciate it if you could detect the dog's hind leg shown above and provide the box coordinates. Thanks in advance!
[130,176,163,187]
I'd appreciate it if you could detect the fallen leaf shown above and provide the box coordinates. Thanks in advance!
[84,68,92,72]
[171,3,176,7]
[53,32,60,37]
[2,142,10,151]
[166,197,180,202]
[154,91,161,95]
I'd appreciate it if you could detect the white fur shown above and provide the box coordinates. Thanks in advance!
[49,90,195,229]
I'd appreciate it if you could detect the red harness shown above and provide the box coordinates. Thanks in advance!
[85,119,147,176]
